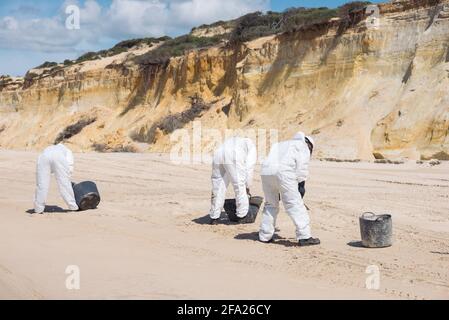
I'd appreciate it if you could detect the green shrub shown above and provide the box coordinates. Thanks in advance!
[92,143,137,153]
[23,72,39,89]
[192,20,234,32]
[136,35,226,65]
[0,77,11,90]
[76,52,99,63]
[24,72,38,80]
[228,1,372,44]
[113,36,171,49]
[230,11,283,44]
[282,7,338,32]
[337,1,372,18]
[54,117,97,144]
[75,37,171,64]
[132,95,212,143]
[36,61,58,69]
[229,7,341,44]
[49,65,63,74]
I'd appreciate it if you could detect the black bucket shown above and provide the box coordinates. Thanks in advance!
[224,196,264,224]
[359,212,393,248]
[72,181,101,211]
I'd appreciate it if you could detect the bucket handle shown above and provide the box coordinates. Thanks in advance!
[361,212,376,219]
[362,212,389,222]
[376,215,390,222]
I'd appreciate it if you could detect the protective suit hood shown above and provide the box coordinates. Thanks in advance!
[293,132,306,141]
[292,132,315,149]
[305,136,315,149]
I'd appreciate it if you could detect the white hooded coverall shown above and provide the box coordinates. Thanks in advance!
[210,136,257,220]
[259,132,312,242]
[34,144,79,214]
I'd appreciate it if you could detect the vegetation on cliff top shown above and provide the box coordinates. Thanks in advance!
[136,1,371,65]
[26,1,372,72]
[229,8,336,44]
[29,37,173,70]
[35,61,59,69]
[0,76,12,90]
[230,1,371,43]
[191,20,235,32]
[136,35,226,65]
[75,36,171,64]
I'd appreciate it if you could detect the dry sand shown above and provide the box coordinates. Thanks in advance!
[0,150,448,300]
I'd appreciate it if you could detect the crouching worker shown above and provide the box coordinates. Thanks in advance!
[209,136,257,225]
[259,132,320,247]
[34,143,79,214]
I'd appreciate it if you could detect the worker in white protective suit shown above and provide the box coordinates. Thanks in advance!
[209,136,257,225]
[259,132,320,246]
[34,143,79,214]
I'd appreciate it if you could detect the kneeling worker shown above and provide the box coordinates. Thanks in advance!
[34,143,79,214]
[209,136,257,225]
[259,132,320,246]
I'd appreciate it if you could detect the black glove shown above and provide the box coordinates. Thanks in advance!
[298,181,306,199]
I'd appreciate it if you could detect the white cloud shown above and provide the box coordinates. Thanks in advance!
[1,17,19,30]
[103,0,171,38]
[170,0,268,26]
[81,0,102,24]
[0,0,270,54]
[0,14,88,53]
[102,0,269,39]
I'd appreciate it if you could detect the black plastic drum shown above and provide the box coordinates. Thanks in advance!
[224,196,264,224]
[72,181,101,211]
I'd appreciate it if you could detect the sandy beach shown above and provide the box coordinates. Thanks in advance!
[0,150,448,300]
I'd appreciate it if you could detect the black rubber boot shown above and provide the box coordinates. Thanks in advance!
[298,237,321,247]
[210,218,220,225]
[236,215,249,224]
[236,205,259,225]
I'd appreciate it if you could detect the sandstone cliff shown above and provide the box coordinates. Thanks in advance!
[1,0,448,160]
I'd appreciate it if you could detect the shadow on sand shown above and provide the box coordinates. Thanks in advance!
[347,241,364,248]
[192,212,235,226]
[26,206,71,214]
[234,232,299,248]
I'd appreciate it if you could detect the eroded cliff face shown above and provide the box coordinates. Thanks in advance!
[1,0,448,160]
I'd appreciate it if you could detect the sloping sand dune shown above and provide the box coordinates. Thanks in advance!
[0,151,448,299]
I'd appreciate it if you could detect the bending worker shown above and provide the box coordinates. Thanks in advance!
[209,136,257,225]
[34,143,79,214]
[259,132,320,246]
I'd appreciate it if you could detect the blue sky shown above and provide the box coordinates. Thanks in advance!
[0,0,383,76]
